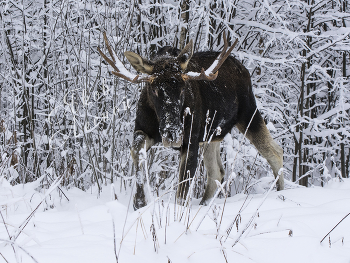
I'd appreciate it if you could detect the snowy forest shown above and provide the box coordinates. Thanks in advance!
[1,0,349,197]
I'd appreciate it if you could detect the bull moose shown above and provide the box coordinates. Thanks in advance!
[98,32,284,209]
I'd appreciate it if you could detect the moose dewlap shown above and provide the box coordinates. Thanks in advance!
[98,32,284,209]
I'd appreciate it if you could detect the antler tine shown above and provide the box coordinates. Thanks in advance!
[219,31,228,59]
[103,32,116,64]
[98,32,150,83]
[210,33,238,74]
[97,33,119,73]
[182,32,238,82]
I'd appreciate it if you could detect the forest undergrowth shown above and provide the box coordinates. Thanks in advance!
[0,0,349,204]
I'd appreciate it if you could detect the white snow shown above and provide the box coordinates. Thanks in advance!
[186,71,201,77]
[204,59,219,76]
[1,177,350,263]
[113,50,138,81]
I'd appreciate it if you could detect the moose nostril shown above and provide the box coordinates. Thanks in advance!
[163,130,175,142]
[166,132,173,142]
[162,128,183,148]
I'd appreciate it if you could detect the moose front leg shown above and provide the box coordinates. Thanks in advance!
[177,143,199,205]
[131,130,155,210]
[200,141,225,205]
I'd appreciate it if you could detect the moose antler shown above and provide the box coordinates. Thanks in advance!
[182,32,238,81]
[98,32,151,83]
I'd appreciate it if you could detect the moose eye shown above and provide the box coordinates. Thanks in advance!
[152,88,158,97]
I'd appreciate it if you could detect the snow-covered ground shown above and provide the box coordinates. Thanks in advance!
[1,176,350,263]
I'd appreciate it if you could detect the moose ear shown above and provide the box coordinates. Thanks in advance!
[177,39,193,71]
[124,51,154,74]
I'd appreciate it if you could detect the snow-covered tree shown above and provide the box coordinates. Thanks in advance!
[0,0,349,197]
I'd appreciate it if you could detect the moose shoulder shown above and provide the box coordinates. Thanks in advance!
[98,33,284,210]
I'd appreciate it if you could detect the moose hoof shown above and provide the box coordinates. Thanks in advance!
[199,197,212,206]
[276,180,284,191]
[133,197,147,210]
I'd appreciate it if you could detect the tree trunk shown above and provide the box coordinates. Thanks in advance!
[299,59,306,186]
[340,50,347,178]
[179,0,189,49]
[341,0,348,178]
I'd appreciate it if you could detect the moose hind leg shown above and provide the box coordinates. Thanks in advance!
[131,130,154,210]
[200,141,225,205]
[236,113,284,190]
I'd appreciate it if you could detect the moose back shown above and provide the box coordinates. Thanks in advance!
[98,33,284,209]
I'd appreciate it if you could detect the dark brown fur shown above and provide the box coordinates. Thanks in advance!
[126,46,283,209]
